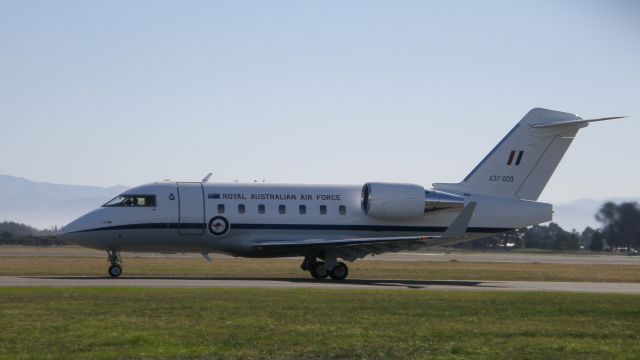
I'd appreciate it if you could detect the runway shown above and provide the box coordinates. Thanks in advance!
[2,246,639,265]
[1,276,639,294]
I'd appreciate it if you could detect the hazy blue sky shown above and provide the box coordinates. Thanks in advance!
[1,0,638,203]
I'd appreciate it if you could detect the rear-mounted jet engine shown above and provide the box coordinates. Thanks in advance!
[361,182,465,221]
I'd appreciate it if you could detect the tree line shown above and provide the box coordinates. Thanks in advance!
[0,221,64,246]
[456,201,640,252]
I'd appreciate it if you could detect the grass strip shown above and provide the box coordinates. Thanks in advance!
[1,257,640,283]
[0,288,639,359]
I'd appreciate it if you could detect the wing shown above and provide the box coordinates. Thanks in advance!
[252,202,477,261]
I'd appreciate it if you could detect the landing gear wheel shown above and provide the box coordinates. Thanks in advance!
[328,262,348,280]
[310,262,328,279]
[108,264,122,278]
[106,250,123,278]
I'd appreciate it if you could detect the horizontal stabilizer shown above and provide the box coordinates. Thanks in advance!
[530,116,626,129]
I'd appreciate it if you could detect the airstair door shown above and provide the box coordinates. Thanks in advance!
[177,182,205,235]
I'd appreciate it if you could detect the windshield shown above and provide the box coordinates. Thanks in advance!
[103,194,157,207]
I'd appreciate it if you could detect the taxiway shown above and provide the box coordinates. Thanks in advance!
[1,276,639,294]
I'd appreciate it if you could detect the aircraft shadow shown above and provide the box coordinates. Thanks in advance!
[29,276,486,290]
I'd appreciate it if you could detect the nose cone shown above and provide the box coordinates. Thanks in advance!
[57,210,100,245]
[57,218,86,245]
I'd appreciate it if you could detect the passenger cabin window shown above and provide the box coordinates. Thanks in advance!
[217,204,225,214]
[339,205,347,215]
[258,204,266,214]
[238,204,245,214]
[279,204,286,214]
[103,195,156,207]
[320,205,327,215]
[299,205,306,215]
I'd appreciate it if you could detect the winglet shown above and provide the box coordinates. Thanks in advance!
[442,202,476,239]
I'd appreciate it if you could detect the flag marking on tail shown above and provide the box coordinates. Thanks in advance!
[507,150,524,166]
[515,151,524,165]
[507,151,515,165]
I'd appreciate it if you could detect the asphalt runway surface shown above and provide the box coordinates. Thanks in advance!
[2,246,639,265]
[1,276,639,294]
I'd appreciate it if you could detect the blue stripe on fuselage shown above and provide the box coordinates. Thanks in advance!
[69,222,511,234]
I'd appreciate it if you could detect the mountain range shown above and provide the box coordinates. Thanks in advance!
[0,174,637,231]
[0,175,128,229]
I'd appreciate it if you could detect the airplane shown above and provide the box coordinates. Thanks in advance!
[58,108,624,280]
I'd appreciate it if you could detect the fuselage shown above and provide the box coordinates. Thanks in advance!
[59,181,552,257]
[55,108,621,280]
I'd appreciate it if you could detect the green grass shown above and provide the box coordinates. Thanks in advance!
[2,256,640,283]
[0,288,639,359]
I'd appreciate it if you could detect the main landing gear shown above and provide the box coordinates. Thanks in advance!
[301,256,349,280]
[107,250,123,278]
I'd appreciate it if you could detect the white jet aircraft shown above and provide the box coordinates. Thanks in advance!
[58,108,623,279]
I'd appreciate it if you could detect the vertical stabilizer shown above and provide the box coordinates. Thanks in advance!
[434,108,619,201]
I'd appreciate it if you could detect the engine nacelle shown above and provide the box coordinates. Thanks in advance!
[361,182,466,221]
[361,182,426,220]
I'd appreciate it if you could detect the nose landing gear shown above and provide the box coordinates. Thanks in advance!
[107,250,123,278]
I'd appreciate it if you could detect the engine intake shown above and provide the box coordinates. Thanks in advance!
[361,182,465,221]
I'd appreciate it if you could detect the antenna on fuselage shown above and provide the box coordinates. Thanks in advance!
[201,173,213,183]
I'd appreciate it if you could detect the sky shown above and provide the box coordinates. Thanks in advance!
[1,0,638,204]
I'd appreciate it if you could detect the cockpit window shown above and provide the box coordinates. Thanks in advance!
[103,195,157,207]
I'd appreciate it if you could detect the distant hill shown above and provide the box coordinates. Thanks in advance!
[0,175,128,229]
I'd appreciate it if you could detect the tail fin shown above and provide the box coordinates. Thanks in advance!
[434,108,624,201]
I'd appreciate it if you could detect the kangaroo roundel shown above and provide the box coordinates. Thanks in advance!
[208,216,230,236]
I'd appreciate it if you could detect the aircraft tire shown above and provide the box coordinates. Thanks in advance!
[108,264,122,278]
[328,262,348,280]
[310,262,328,279]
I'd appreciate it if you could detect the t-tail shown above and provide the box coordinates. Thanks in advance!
[434,108,624,200]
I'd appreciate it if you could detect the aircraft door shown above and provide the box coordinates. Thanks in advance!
[177,182,205,235]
